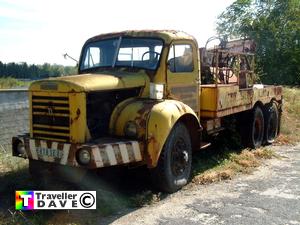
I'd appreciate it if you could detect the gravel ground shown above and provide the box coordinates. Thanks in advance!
[109,144,300,225]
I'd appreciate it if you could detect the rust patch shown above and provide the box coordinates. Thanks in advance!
[75,108,81,120]
[99,148,110,167]
[147,119,162,168]
[135,101,156,136]
[89,146,97,168]
[67,144,77,166]
[46,140,52,149]
[146,136,161,167]
[126,143,136,162]
[112,144,123,164]
[137,117,147,130]
[137,101,154,115]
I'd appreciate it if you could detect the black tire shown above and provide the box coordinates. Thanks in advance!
[150,122,192,193]
[247,106,265,148]
[264,103,279,144]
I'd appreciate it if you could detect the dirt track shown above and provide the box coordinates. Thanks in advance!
[108,144,300,225]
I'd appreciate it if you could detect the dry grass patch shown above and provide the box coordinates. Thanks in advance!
[279,87,300,144]
[192,148,275,185]
[193,169,235,185]
[130,191,162,207]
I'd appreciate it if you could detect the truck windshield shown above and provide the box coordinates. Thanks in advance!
[80,37,163,71]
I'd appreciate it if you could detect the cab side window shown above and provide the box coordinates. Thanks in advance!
[168,44,194,73]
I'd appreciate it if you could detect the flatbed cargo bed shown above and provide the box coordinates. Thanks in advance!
[200,84,282,118]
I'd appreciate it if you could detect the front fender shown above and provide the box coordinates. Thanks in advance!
[109,98,200,168]
[146,100,199,167]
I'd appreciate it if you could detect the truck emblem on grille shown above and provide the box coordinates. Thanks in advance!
[47,106,54,116]
[47,104,55,123]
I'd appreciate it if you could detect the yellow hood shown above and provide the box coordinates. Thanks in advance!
[29,73,149,92]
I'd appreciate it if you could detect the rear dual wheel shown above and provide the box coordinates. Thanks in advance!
[239,106,265,149]
[264,103,279,144]
[249,106,265,148]
[241,103,279,149]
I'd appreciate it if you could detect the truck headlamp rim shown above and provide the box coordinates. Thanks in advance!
[17,141,26,155]
[77,149,91,165]
[124,121,138,138]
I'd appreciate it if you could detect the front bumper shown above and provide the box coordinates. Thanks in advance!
[12,135,143,169]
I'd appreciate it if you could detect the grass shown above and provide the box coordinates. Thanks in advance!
[278,86,300,143]
[192,148,276,185]
[0,86,299,224]
[0,77,31,89]
[191,86,300,185]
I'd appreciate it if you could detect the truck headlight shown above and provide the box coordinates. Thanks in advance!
[17,142,26,155]
[124,121,138,138]
[77,149,91,165]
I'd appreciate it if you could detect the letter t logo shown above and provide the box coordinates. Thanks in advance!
[16,191,34,210]
[20,194,32,207]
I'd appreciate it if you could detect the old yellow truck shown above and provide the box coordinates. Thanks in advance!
[12,30,282,193]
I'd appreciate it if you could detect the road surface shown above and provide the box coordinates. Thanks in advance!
[109,144,300,225]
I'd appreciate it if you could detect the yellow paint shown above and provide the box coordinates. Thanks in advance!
[69,92,88,143]
[109,98,199,167]
[200,86,218,111]
[165,39,200,113]
[30,72,148,93]
[200,84,282,118]
[109,98,148,139]
[147,100,199,167]
[25,30,282,170]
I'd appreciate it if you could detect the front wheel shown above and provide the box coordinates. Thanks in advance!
[150,122,192,193]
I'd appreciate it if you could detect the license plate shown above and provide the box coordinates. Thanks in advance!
[36,147,63,159]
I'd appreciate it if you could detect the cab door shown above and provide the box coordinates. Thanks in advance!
[166,41,200,113]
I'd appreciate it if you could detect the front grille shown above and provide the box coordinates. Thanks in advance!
[31,95,70,142]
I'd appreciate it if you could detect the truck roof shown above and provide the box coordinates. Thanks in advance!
[85,30,197,45]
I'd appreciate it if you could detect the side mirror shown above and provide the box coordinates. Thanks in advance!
[63,53,79,64]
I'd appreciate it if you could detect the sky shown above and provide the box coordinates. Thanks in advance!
[0,0,234,66]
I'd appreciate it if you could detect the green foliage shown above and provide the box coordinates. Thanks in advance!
[0,77,30,89]
[0,62,77,80]
[217,0,300,85]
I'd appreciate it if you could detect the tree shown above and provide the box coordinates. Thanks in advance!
[0,62,77,79]
[217,0,300,85]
